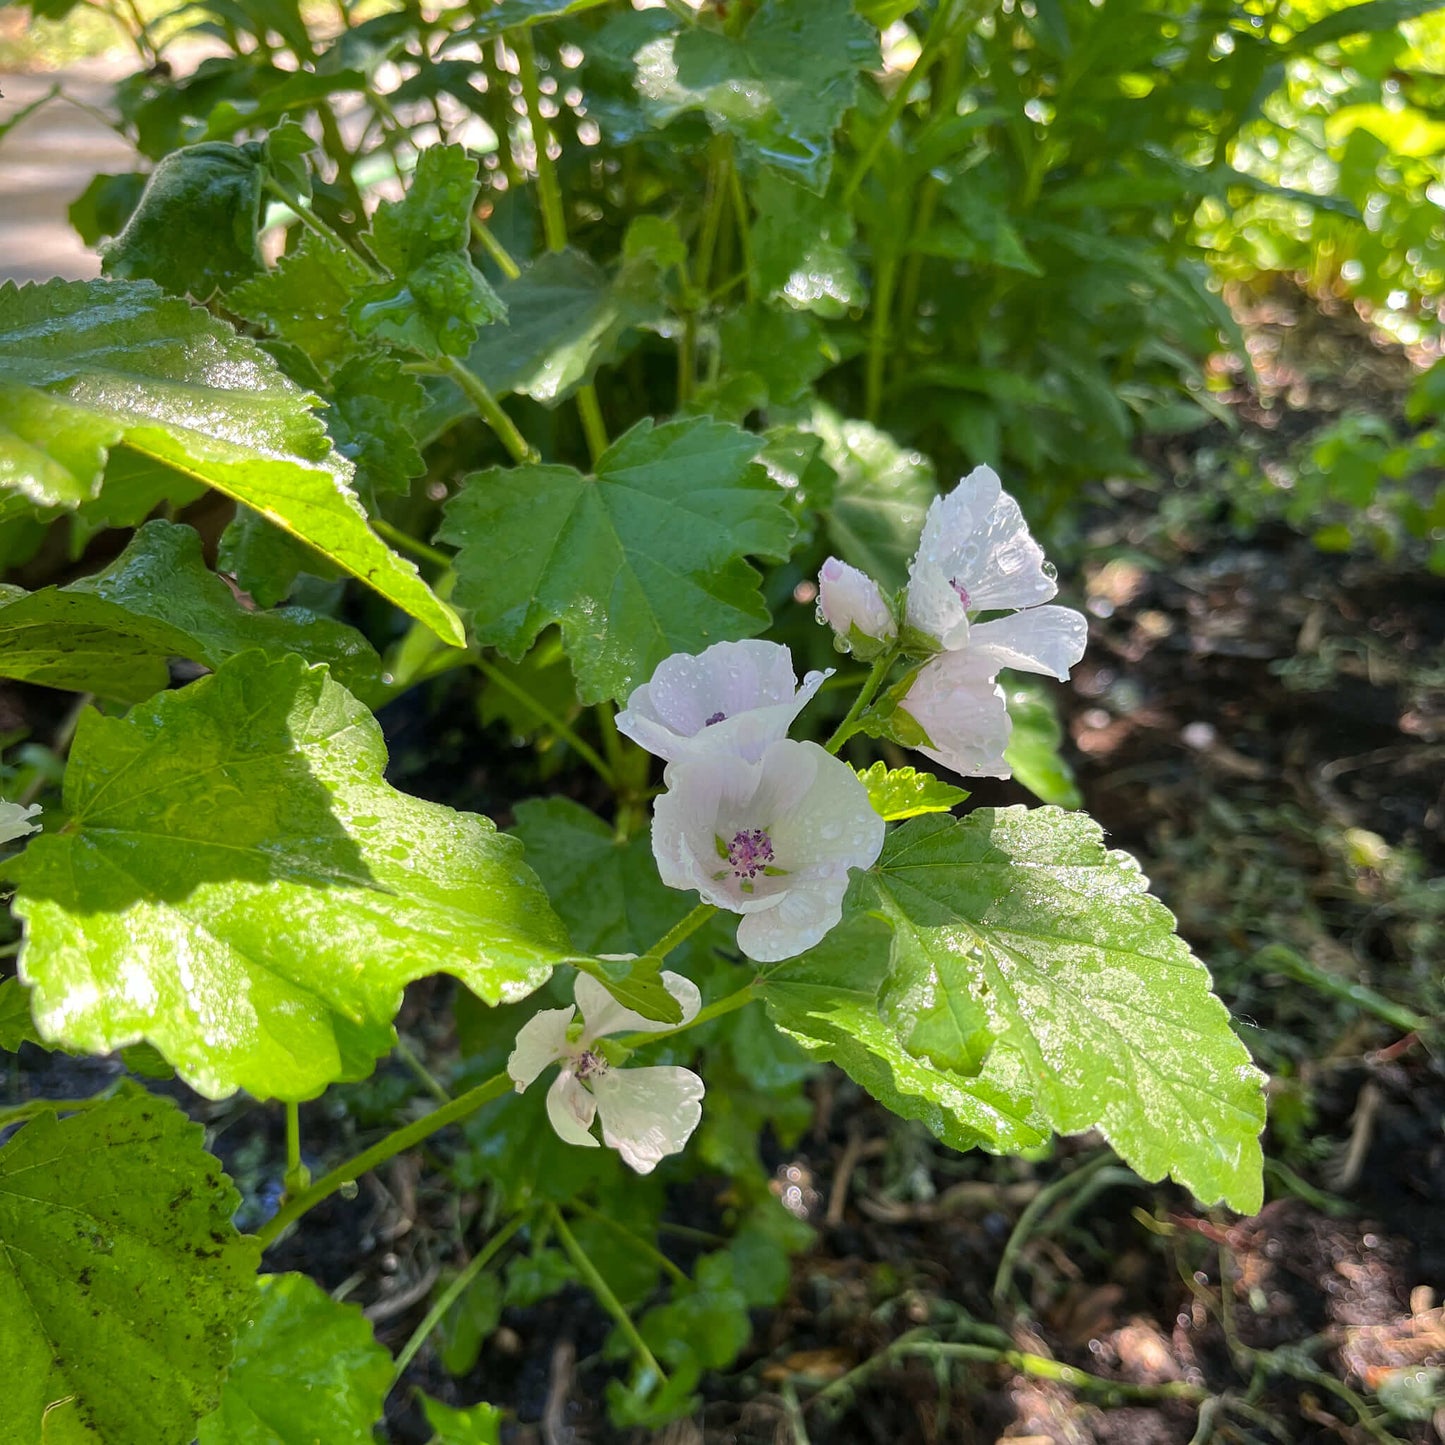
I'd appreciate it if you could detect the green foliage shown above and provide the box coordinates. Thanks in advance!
[9,652,569,1100]
[0,975,39,1050]
[855,761,968,820]
[440,417,796,703]
[0,278,463,646]
[197,1273,392,1444]
[1004,681,1083,809]
[868,810,1268,1211]
[418,1395,505,1445]
[0,1087,259,1445]
[0,520,379,703]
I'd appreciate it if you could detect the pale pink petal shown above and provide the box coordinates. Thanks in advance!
[617,640,829,764]
[575,969,702,1042]
[902,651,1013,780]
[0,802,42,846]
[817,557,896,651]
[591,1065,705,1174]
[736,883,843,963]
[545,1069,600,1149]
[970,607,1087,681]
[507,1005,576,1091]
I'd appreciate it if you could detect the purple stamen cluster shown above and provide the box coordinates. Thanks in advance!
[704,711,727,726]
[949,578,971,607]
[727,828,774,880]
[574,1049,609,1081]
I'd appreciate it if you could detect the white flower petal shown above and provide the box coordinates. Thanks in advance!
[905,467,1056,646]
[970,606,1088,681]
[902,650,1013,779]
[736,882,842,963]
[617,640,829,764]
[576,969,702,1042]
[0,802,42,847]
[591,1065,704,1174]
[508,1005,577,1090]
[546,1069,600,1149]
[817,558,896,649]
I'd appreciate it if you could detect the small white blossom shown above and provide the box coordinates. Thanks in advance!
[617,640,830,765]
[904,464,1057,651]
[902,608,1088,778]
[652,739,884,963]
[507,970,704,1174]
[0,802,41,846]
[816,557,897,657]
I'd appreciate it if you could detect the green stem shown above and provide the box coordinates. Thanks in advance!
[864,249,898,422]
[284,1102,310,1195]
[433,356,537,464]
[569,1198,689,1288]
[823,653,896,755]
[577,383,609,465]
[842,0,957,204]
[694,140,729,294]
[1249,944,1430,1036]
[622,980,755,1050]
[262,175,349,252]
[371,517,452,571]
[514,28,567,254]
[394,1037,451,1106]
[725,157,755,303]
[473,653,616,788]
[643,903,718,963]
[470,215,522,280]
[255,1073,512,1249]
[548,1204,667,1385]
[389,1213,528,1387]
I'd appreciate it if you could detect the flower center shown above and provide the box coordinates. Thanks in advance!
[574,1049,610,1081]
[726,828,774,879]
[704,711,727,726]
[949,577,971,607]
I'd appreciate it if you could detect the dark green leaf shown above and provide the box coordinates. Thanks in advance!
[325,352,428,499]
[440,417,795,703]
[0,1087,259,1445]
[9,652,570,1100]
[68,171,147,249]
[1003,680,1082,809]
[1287,0,1445,50]
[751,169,864,316]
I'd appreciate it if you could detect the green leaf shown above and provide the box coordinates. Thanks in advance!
[636,0,878,192]
[325,353,428,500]
[421,249,665,438]
[877,946,995,1077]
[350,144,504,360]
[101,141,268,299]
[418,1394,504,1445]
[9,652,570,1100]
[457,0,611,40]
[1286,0,1445,50]
[197,1273,391,1444]
[759,914,1048,1153]
[572,953,683,1026]
[218,505,339,610]
[436,1272,503,1377]
[0,1087,259,1445]
[0,278,463,647]
[812,406,935,591]
[750,169,864,316]
[440,417,795,704]
[854,761,967,821]
[0,976,40,1051]
[869,810,1266,1210]
[0,520,379,704]
[226,231,374,376]
[69,172,147,248]
[1004,680,1082,809]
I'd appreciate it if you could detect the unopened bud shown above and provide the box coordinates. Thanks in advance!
[816,558,897,659]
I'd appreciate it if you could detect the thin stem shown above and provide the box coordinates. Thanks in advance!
[622,980,755,1050]
[864,249,898,422]
[694,141,729,295]
[470,215,522,280]
[20,691,93,806]
[473,653,616,788]
[262,176,351,254]
[433,356,537,464]
[577,384,609,465]
[514,28,567,254]
[389,1212,528,1387]
[394,1037,451,1106]
[823,653,896,755]
[284,1102,310,1194]
[569,1198,689,1288]
[255,1072,512,1249]
[371,517,452,571]
[643,903,718,963]
[548,1205,667,1385]
[725,158,755,303]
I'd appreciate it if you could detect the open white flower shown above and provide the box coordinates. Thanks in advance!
[817,557,896,658]
[903,608,1088,778]
[652,738,884,963]
[617,640,830,766]
[507,970,704,1174]
[904,464,1057,651]
[0,802,41,846]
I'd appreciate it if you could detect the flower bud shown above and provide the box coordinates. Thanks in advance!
[816,558,897,660]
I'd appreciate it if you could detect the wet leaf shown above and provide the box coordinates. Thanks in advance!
[854,761,968,821]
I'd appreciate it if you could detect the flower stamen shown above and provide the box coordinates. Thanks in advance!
[726,827,775,880]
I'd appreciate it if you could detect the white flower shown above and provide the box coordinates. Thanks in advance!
[816,557,897,658]
[507,970,704,1174]
[902,608,1088,778]
[0,802,41,846]
[904,464,1057,651]
[617,640,830,765]
[652,739,884,963]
